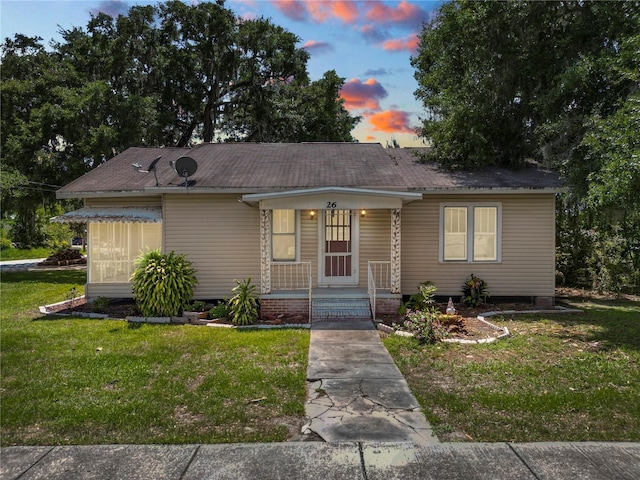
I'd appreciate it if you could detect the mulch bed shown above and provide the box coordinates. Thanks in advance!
[378,301,537,341]
[56,299,309,324]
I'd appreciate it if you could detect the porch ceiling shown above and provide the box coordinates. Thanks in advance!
[242,187,423,210]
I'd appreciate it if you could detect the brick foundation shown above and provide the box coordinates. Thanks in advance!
[260,298,310,322]
[374,297,402,316]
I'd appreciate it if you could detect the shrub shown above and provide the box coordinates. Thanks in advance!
[186,300,206,312]
[131,250,197,317]
[395,309,448,344]
[461,274,490,307]
[229,278,258,326]
[209,301,230,319]
[0,223,13,250]
[92,296,110,314]
[399,281,438,315]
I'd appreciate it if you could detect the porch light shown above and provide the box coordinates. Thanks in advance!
[310,210,316,219]
[360,209,366,217]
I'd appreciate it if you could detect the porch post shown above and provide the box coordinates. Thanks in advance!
[260,208,272,294]
[391,208,401,294]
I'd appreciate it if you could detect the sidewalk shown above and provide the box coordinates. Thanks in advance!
[304,320,438,444]
[2,442,639,479]
[0,259,47,272]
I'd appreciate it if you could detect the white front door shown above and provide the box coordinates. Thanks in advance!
[320,209,358,285]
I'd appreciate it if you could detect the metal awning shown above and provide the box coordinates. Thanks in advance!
[51,207,162,224]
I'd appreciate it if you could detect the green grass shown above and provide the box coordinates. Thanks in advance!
[383,298,640,442]
[1,270,310,446]
[0,247,53,261]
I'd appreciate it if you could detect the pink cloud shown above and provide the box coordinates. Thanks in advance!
[340,78,388,111]
[365,110,415,133]
[271,0,307,21]
[382,34,419,53]
[329,1,359,23]
[271,0,359,24]
[360,24,387,43]
[302,40,334,54]
[365,0,428,28]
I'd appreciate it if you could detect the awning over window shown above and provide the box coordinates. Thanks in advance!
[51,207,162,224]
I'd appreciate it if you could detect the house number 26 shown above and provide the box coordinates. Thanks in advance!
[326,202,337,208]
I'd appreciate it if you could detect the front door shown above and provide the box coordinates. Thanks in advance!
[320,209,358,285]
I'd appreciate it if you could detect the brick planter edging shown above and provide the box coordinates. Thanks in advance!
[39,296,108,319]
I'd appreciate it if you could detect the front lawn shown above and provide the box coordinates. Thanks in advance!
[0,247,53,261]
[383,297,640,442]
[0,270,310,446]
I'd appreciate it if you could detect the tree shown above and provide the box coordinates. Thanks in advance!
[412,1,640,292]
[412,1,639,170]
[229,70,360,142]
[2,0,359,247]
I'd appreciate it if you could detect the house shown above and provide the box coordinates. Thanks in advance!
[53,143,562,319]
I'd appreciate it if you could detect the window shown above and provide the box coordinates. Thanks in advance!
[89,222,162,283]
[441,204,500,262]
[272,209,296,261]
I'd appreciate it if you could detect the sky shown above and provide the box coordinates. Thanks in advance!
[1,0,444,146]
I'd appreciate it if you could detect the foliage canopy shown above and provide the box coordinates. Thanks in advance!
[412,0,640,292]
[1,0,359,245]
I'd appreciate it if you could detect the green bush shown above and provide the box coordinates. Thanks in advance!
[92,296,110,314]
[229,278,258,326]
[394,309,448,344]
[131,250,197,317]
[461,274,490,307]
[399,281,438,315]
[186,300,206,312]
[209,301,230,319]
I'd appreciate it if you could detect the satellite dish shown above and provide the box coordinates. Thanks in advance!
[132,155,162,186]
[173,156,198,187]
[147,155,162,172]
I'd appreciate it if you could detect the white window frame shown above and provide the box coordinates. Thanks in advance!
[271,209,300,262]
[439,203,502,263]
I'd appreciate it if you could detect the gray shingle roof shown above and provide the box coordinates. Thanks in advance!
[56,143,562,198]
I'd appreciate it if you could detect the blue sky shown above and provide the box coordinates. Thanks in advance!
[1,0,444,146]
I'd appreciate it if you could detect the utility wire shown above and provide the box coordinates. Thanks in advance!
[28,181,62,188]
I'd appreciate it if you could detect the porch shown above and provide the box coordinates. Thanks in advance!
[260,261,402,322]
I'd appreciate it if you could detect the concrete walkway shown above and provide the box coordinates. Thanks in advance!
[0,259,47,272]
[3,442,639,479]
[303,320,438,444]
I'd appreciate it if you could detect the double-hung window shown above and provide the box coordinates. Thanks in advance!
[272,209,297,261]
[441,204,500,262]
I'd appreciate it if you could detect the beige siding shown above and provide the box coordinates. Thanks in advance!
[300,213,319,287]
[163,194,260,298]
[86,196,161,207]
[402,194,556,297]
[86,283,134,299]
[358,209,392,287]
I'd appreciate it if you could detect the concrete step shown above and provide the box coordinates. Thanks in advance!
[312,298,371,319]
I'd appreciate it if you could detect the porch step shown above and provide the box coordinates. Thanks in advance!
[312,298,372,320]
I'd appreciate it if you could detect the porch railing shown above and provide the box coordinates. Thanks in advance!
[368,261,391,321]
[270,261,313,320]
